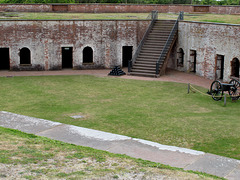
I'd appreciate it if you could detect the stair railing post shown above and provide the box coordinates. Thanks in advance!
[151,10,158,20]
[156,62,159,75]
[128,60,132,72]
[151,11,154,20]
[180,11,184,20]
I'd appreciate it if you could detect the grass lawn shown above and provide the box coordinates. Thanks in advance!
[0,12,240,24]
[1,127,219,179]
[0,75,239,160]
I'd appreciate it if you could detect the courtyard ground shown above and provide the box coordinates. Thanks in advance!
[0,69,239,179]
[0,68,212,88]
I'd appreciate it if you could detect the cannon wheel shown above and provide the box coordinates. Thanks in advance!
[229,79,240,100]
[210,80,223,101]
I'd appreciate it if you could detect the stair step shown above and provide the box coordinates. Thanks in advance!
[136,58,158,62]
[142,42,166,47]
[131,69,156,74]
[140,50,161,54]
[141,47,163,51]
[147,36,169,39]
[144,41,170,45]
[134,63,156,67]
[146,37,167,40]
[147,35,169,39]
[140,51,161,54]
[133,66,156,70]
[130,72,156,77]
[139,54,160,58]
[138,54,160,58]
[139,51,167,55]
[135,60,158,64]
[135,60,164,65]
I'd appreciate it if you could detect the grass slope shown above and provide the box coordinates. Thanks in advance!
[0,12,240,24]
[1,127,220,179]
[0,75,239,160]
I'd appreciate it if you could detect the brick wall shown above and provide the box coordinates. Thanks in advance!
[0,4,239,14]
[1,18,240,81]
[0,4,51,12]
[170,21,240,81]
[0,20,150,70]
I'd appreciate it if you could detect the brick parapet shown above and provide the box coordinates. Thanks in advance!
[0,4,239,14]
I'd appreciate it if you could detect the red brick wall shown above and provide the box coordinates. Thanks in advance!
[52,5,68,12]
[0,20,150,70]
[0,4,51,12]
[0,4,239,14]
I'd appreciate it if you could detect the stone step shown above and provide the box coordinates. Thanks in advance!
[130,71,156,77]
[131,68,156,74]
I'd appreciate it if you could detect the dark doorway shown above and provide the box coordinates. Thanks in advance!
[177,48,184,67]
[62,47,73,69]
[20,47,31,64]
[122,46,133,67]
[83,47,93,63]
[231,58,239,78]
[216,55,224,80]
[0,48,10,70]
[189,50,197,73]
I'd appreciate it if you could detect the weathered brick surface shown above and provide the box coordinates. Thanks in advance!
[1,16,240,81]
[170,21,240,81]
[0,4,51,12]
[52,5,68,12]
[0,4,239,14]
[0,20,150,70]
[210,6,240,14]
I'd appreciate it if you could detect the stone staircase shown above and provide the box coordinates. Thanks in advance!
[129,20,177,77]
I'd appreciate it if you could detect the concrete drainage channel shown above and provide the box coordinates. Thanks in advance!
[0,111,239,179]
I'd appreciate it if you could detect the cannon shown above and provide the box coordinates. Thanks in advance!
[210,79,240,101]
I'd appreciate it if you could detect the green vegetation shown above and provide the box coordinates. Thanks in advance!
[0,75,239,160]
[1,12,240,24]
[0,12,149,20]
[0,127,220,179]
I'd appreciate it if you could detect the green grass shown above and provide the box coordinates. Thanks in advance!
[1,12,240,24]
[0,12,149,20]
[0,75,239,160]
[0,127,221,179]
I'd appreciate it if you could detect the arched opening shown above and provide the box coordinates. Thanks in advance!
[83,47,93,63]
[231,58,239,78]
[177,48,184,67]
[20,47,31,64]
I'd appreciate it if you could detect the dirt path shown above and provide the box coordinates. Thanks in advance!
[0,68,212,89]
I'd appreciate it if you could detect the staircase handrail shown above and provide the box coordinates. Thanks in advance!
[156,12,184,75]
[128,11,158,72]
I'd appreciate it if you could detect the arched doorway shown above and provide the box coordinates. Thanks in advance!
[20,47,31,64]
[83,47,93,63]
[177,48,184,67]
[231,58,239,78]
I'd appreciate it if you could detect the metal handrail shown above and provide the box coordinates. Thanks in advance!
[128,11,158,72]
[156,11,184,75]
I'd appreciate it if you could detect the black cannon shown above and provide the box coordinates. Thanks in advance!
[210,79,240,101]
